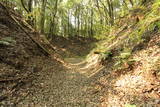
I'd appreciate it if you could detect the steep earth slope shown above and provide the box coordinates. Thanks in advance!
[90,2,160,107]
[0,3,64,106]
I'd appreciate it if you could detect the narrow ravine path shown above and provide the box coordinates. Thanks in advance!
[18,54,104,107]
[1,1,160,106]
[65,54,104,77]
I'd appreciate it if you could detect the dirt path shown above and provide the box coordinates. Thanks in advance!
[17,55,104,107]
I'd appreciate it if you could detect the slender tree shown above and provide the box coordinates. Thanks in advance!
[40,0,47,33]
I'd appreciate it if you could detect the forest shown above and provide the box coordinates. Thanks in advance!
[0,0,160,107]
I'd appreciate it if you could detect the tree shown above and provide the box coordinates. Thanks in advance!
[40,0,47,33]
[20,0,34,25]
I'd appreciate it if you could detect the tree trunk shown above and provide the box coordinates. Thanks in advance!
[28,0,33,12]
[95,0,103,24]
[40,0,47,34]
[20,0,29,13]
[90,9,94,36]
[49,0,58,36]
[68,10,70,36]
[129,0,134,6]
[77,12,80,36]
[106,0,114,26]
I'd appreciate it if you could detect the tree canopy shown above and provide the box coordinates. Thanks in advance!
[2,0,147,39]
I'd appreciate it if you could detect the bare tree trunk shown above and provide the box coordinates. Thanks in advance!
[20,0,29,13]
[40,0,47,33]
[77,11,80,36]
[122,0,129,8]
[49,0,58,36]
[95,0,103,24]
[99,0,114,26]
[106,0,114,26]
[21,0,34,25]
[68,10,70,36]
[141,0,151,5]
[90,9,94,36]
[129,0,134,6]
[85,17,87,37]
[28,0,33,12]
[80,10,83,36]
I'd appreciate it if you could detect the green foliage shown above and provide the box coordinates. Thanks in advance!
[113,1,160,68]
[0,41,11,46]
[9,0,148,38]
[100,51,112,60]
[155,21,160,31]
[119,52,131,59]
[153,0,160,10]
[125,0,160,49]
[0,37,16,46]
[94,25,111,40]
[114,48,132,67]
[125,104,136,107]
[5,0,159,49]
[86,0,160,71]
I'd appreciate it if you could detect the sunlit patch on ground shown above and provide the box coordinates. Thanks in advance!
[102,73,160,106]
[98,34,160,106]
[64,53,104,77]
[115,75,149,92]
